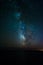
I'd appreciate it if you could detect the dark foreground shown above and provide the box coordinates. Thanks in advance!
[0,47,43,64]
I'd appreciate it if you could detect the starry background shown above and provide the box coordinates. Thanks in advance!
[0,0,43,48]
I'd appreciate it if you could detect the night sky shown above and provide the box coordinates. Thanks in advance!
[0,0,43,47]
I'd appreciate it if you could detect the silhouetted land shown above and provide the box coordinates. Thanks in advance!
[0,42,43,64]
[0,46,43,63]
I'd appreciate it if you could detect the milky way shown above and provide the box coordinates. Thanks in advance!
[0,0,43,47]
